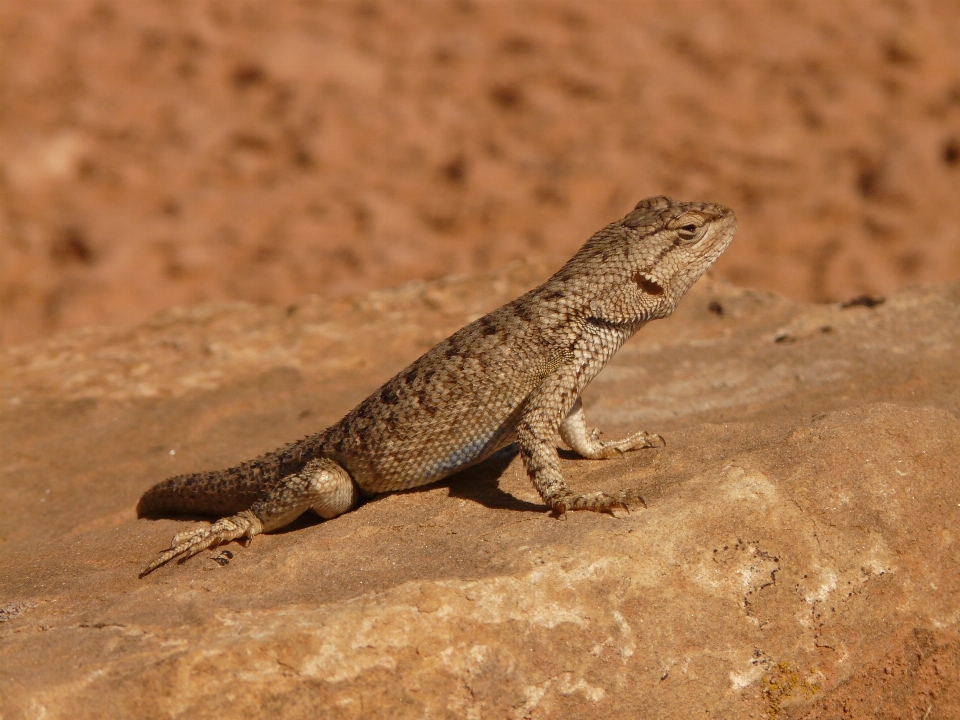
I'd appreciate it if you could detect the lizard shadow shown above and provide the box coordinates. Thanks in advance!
[431,445,545,513]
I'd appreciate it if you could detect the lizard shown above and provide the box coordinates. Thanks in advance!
[137,195,737,576]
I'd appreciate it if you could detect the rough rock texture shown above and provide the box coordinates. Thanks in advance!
[1,265,958,719]
[3,0,960,345]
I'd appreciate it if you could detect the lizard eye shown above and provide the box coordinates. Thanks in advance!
[677,224,699,242]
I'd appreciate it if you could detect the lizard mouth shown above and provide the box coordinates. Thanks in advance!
[633,271,664,296]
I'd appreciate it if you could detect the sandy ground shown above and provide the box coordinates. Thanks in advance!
[2,0,960,346]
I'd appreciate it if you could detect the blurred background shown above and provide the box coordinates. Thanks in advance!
[1,0,959,347]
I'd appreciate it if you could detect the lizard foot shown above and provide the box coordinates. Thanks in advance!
[559,399,665,459]
[139,510,263,577]
[552,488,646,516]
[588,428,665,458]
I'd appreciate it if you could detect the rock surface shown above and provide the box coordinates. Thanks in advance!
[1,267,959,719]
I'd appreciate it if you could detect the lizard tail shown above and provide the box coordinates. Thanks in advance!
[136,469,263,518]
[137,433,330,518]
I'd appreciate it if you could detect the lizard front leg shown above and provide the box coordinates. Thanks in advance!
[517,375,647,515]
[140,458,358,576]
[559,397,664,459]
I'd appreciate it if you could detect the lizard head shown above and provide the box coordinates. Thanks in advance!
[553,195,737,325]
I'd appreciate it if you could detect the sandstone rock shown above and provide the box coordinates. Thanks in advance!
[1,272,958,718]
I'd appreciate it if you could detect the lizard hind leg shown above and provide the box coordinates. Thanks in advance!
[303,456,360,519]
[139,457,358,577]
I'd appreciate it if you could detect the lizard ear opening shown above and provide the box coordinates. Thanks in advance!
[633,272,664,296]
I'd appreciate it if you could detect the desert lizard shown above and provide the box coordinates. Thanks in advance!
[138,195,737,575]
